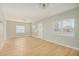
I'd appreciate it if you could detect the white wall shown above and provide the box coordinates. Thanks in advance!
[16,22,32,37]
[0,8,6,48]
[32,7,79,50]
[7,21,32,38]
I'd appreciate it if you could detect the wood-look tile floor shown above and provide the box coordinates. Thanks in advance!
[0,37,79,56]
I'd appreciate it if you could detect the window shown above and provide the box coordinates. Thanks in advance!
[54,18,74,36]
[16,25,25,33]
[62,19,74,32]
[54,21,62,32]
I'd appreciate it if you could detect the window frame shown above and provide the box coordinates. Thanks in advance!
[16,25,25,33]
[53,18,74,36]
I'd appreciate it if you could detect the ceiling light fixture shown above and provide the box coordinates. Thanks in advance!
[39,3,49,9]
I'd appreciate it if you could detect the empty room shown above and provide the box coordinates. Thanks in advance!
[0,3,79,56]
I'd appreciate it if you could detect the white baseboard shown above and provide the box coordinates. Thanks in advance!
[0,39,7,49]
[32,35,38,38]
[32,36,79,51]
[7,35,32,39]
[43,38,79,50]
[15,35,32,38]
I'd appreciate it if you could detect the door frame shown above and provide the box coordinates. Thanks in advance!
[0,22,4,49]
[37,23,43,39]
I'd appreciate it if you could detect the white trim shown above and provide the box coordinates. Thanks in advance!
[32,35,79,50]
[6,18,32,23]
[15,35,32,37]
[7,35,32,39]
[32,35,36,38]
[0,23,4,49]
[0,39,6,49]
[43,38,79,50]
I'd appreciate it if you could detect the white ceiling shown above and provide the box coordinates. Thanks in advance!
[0,3,79,23]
